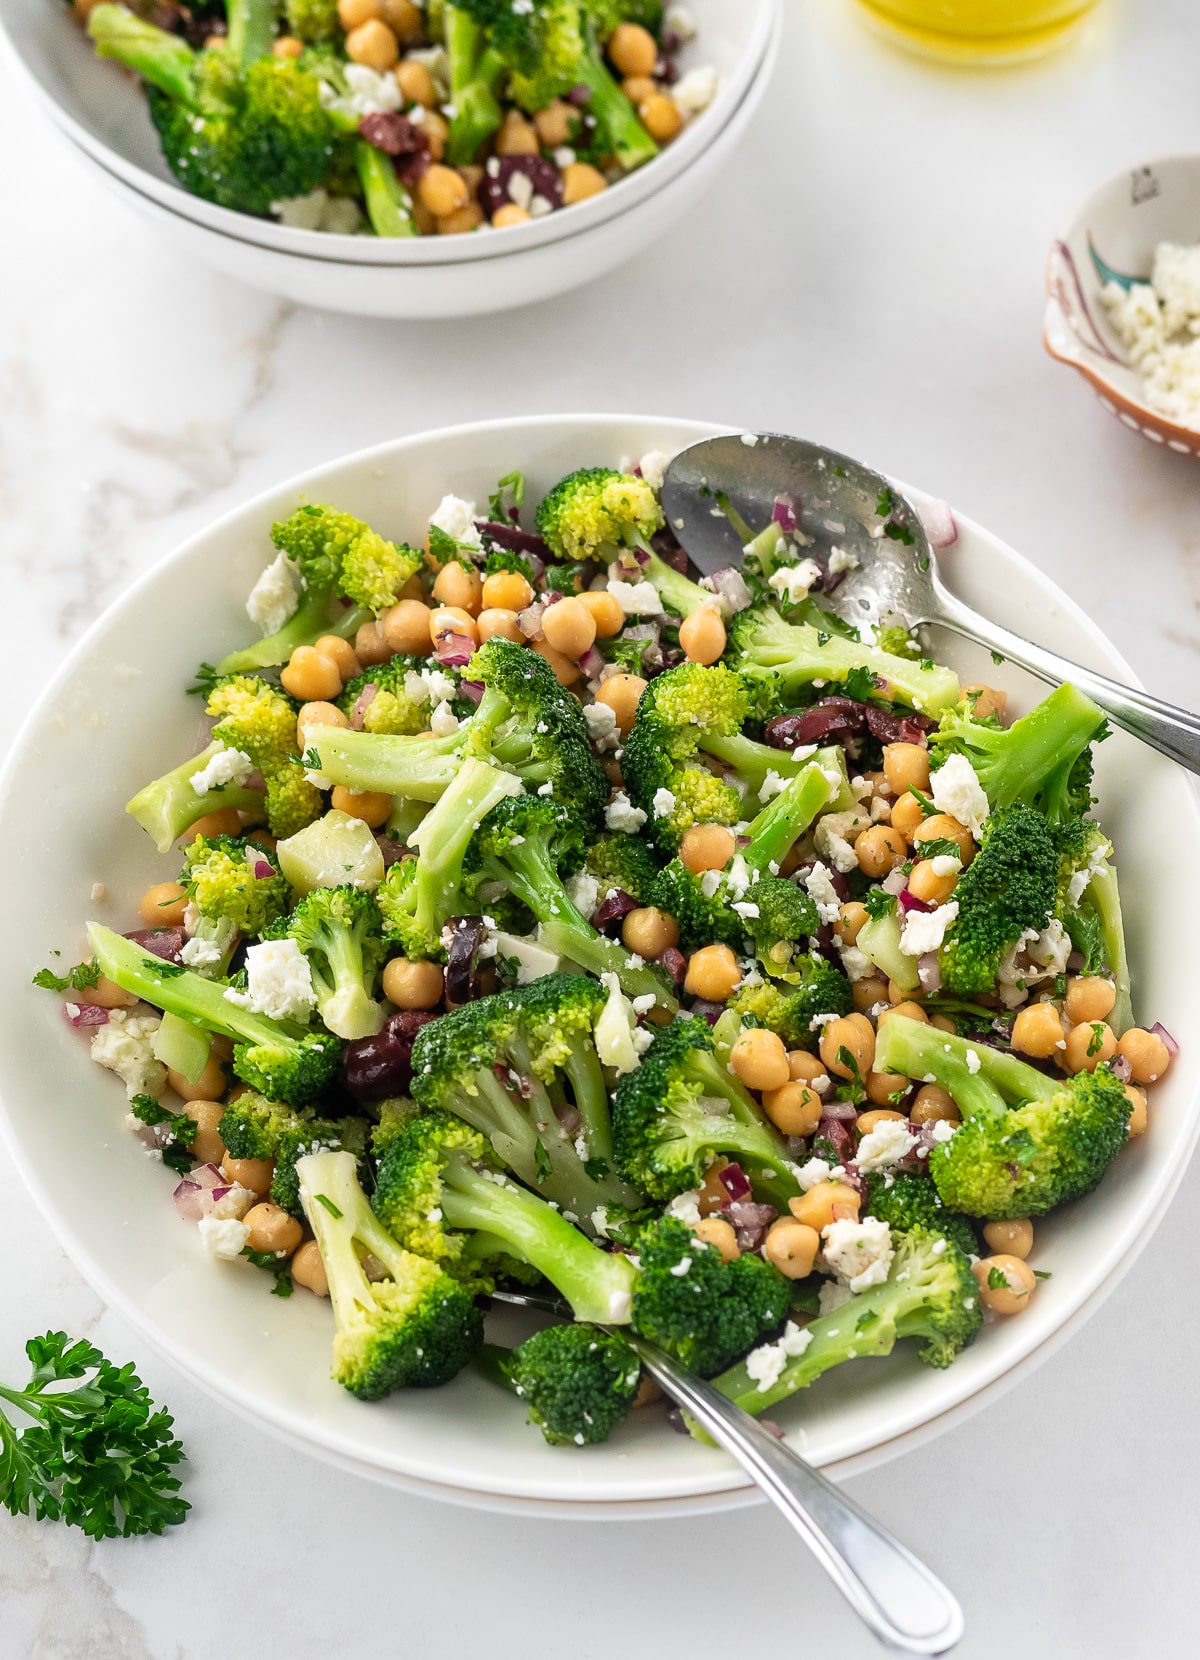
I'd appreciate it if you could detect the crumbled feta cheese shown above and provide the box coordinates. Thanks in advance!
[566,871,601,920]
[1100,243,1200,428]
[795,1157,837,1191]
[744,1321,812,1392]
[529,194,553,218]
[699,869,723,898]
[198,1216,250,1260]
[964,1048,981,1075]
[731,900,760,921]
[929,753,989,838]
[664,4,697,41]
[725,854,753,901]
[827,545,860,575]
[837,943,873,981]
[591,1206,612,1238]
[91,882,107,903]
[583,701,620,750]
[638,449,672,490]
[814,810,868,875]
[664,1189,703,1225]
[179,920,235,971]
[651,787,677,820]
[429,699,459,737]
[669,1255,693,1278]
[246,551,301,635]
[758,768,797,803]
[822,1216,894,1293]
[672,65,718,116]
[855,1118,917,1173]
[930,853,961,878]
[767,560,823,605]
[403,666,458,707]
[91,1010,166,1099]
[430,493,483,549]
[930,1119,957,1143]
[631,993,657,1015]
[803,861,842,925]
[318,62,403,118]
[899,900,959,956]
[190,747,254,796]
[210,1182,257,1221]
[1066,837,1111,906]
[224,938,316,1022]
[605,792,647,832]
[607,578,664,616]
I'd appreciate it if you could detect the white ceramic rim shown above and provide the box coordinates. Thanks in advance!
[1,413,1196,1516]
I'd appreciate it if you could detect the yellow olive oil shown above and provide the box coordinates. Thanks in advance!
[851,0,1100,64]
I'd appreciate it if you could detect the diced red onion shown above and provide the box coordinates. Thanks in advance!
[917,952,942,992]
[172,1180,206,1222]
[1109,1054,1133,1083]
[658,946,686,985]
[458,679,484,706]
[124,927,185,964]
[906,487,959,549]
[252,859,274,880]
[707,566,754,612]
[434,632,475,668]
[518,602,546,639]
[686,998,725,1025]
[1151,1021,1179,1058]
[820,1099,859,1122]
[718,1163,752,1202]
[816,1117,855,1166]
[65,1002,109,1027]
[350,683,378,729]
[898,889,933,914]
[727,1198,777,1252]
[567,82,591,104]
[191,1163,225,1189]
[578,645,606,681]
[772,495,799,535]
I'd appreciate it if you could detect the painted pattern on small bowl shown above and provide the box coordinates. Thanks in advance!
[1044,154,1200,457]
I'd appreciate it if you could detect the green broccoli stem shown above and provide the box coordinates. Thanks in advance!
[299,1149,416,1315]
[216,593,369,675]
[303,723,466,802]
[700,730,819,790]
[304,925,382,1041]
[743,762,838,873]
[735,611,960,717]
[440,1158,637,1324]
[536,912,677,1010]
[937,682,1106,812]
[640,550,709,619]
[125,739,266,853]
[87,7,198,103]
[681,1049,801,1207]
[355,141,417,238]
[578,30,658,171]
[874,1014,1059,1119]
[1088,859,1132,1034]
[226,0,278,68]
[445,7,504,163]
[409,757,526,906]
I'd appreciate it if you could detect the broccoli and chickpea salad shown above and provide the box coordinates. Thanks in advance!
[35,454,1176,1448]
[71,0,714,237]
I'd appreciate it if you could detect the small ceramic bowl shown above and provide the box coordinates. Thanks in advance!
[1044,154,1200,457]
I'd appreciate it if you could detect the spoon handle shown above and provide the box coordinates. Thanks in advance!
[630,1336,965,1657]
[926,589,1200,773]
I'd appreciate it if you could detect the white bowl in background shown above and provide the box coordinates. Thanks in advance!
[1,413,1196,1514]
[48,15,778,319]
[0,0,776,265]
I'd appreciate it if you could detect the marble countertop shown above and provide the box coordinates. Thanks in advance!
[3,1,1199,1655]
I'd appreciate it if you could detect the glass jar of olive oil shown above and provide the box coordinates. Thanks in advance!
[851,0,1100,64]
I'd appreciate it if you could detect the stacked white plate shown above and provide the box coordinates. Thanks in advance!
[0,0,781,316]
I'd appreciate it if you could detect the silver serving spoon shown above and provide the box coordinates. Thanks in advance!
[661,433,1200,774]
[492,1289,963,1656]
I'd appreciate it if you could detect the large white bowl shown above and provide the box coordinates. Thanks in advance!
[44,16,777,319]
[0,0,775,265]
[1,413,1197,1516]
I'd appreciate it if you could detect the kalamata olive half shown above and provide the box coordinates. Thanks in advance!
[343,1010,438,1103]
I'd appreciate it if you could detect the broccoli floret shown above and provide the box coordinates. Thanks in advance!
[88,6,340,216]
[728,606,961,718]
[480,1324,642,1446]
[1074,835,1132,1035]
[203,673,323,839]
[584,831,662,905]
[704,1227,982,1422]
[336,657,434,736]
[304,637,607,818]
[125,740,265,853]
[284,0,340,42]
[373,1110,640,1321]
[267,886,386,1041]
[937,804,1059,997]
[88,924,341,1106]
[589,1,663,37]
[630,1216,792,1376]
[874,1014,1132,1219]
[296,1149,483,1398]
[406,976,644,1218]
[929,682,1106,824]
[375,758,528,959]
[466,794,678,1007]
[442,5,505,163]
[218,1091,369,1215]
[180,832,292,940]
[727,956,853,1049]
[611,1016,800,1207]
[861,1172,978,1260]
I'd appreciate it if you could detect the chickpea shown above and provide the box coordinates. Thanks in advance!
[86,975,137,1010]
[429,605,479,647]
[243,1202,304,1257]
[1064,975,1117,1026]
[167,1053,226,1102]
[1125,1083,1148,1137]
[857,1107,907,1134]
[338,0,380,26]
[965,683,1007,721]
[421,109,449,163]
[617,907,676,960]
[381,598,433,655]
[184,807,243,841]
[291,1239,329,1297]
[680,823,736,875]
[788,1181,861,1232]
[889,1000,928,1023]
[683,943,741,1002]
[220,1153,275,1197]
[418,164,468,218]
[1008,1001,1063,1062]
[787,1050,828,1086]
[329,786,393,828]
[608,20,658,76]
[886,978,921,1006]
[534,100,577,146]
[561,162,608,204]
[633,1373,663,1407]
[882,742,930,796]
[531,638,580,686]
[910,1084,961,1127]
[380,0,421,40]
[761,1081,821,1136]
[273,35,304,57]
[383,956,445,1010]
[819,1013,875,1081]
[72,0,105,18]
[855,824,906,878]
[864,1071,909,1107]
[764,1219,821,1280]
[929,1013,957,1034]
[835,901,869,946]
[636,91,681,142]
[481,570,534,613]
[852,974,890,1014]
[427,562,480,617]
[139,881,189,928]
[693,1216,739,1264]
[541,596,597,660]
[296,701,348,756]
[313,635,361,681]
[1117,1026,1171,1085]
[438,201,485,236]
[396,57,437,106]
[477,608,525,645]
[346,17,399,70]
[729,1027,790,1092]
[906,856,958,906]
[578,589,625,639]
[974,1254,1037,1317]
[496,109,540,155]
[187,1100,225,1166]
[889,792,926,841]
[678,604,727,666]
[621,74,658,103]
[594,672,646,735]
[982,1218,1034,1260]
[1063,1020,1117,1075]
[913,813,974,865]
[281,645,343,702]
